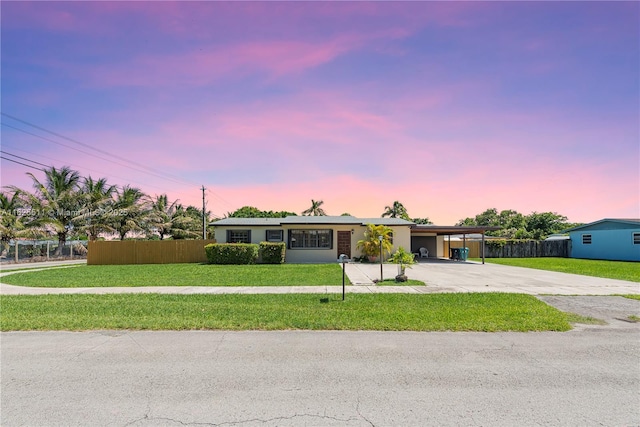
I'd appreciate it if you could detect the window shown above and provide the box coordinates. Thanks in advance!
[582,234,592,245]
[266,229,283,242]
[289,229,332,249]
[633,232,640,245]
[227,230,251,243]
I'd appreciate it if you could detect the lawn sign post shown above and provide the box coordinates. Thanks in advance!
[338,254,350,301]
[378,235,383,282]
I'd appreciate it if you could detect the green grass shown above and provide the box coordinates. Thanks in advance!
[0,293,571,332]
[0,263,348,287]
[624,295,640,301]
[564,312,607,325]
[477,257,640,282]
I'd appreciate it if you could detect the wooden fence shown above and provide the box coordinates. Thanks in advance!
[443,241,483,258]
[87,240,216,265]
[443,240,569,259]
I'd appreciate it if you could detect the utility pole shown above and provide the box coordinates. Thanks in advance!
[202,185,207,240]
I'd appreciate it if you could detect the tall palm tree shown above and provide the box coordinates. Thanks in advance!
[77,176,117,241]
[382,201,410,220]
[302,199,326,216]
[112,185,152,240]
[0,190,26,252]
[22,166,82,254]
[150,194,177,240]
[169,205,202,240]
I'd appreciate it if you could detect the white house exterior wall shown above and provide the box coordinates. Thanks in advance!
[214,224,413,263]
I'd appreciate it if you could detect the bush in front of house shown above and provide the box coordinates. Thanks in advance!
[259,242,286,264]
[204,243,259,264]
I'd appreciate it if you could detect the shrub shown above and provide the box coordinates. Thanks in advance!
[389,247,416,270]
[259,242,286,264]
[204,243,259,265]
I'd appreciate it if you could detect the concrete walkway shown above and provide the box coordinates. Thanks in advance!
[0,259,638,296]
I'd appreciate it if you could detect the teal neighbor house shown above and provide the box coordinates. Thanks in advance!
[565,219,640,262]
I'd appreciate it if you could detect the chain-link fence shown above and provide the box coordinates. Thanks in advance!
[1,240,88,264]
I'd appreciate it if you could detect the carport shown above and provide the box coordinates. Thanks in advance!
[410,225,501,264]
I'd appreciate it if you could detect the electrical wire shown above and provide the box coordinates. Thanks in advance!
[2,113,235,217]
[1,112,192,186]
[1,150,50,169]
[0,156,44,172]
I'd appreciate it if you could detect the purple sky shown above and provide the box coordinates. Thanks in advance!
[2,1,638,224]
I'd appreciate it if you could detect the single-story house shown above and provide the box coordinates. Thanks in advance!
[212,216,500,263]
[564,218,640,262]
[212,216,413,263]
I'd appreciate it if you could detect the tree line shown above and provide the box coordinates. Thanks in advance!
[1,166,206,255]
[456,208,581,240]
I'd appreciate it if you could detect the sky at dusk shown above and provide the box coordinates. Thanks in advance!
[1,1,638,225]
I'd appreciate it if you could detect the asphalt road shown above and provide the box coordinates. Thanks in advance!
[2,326,639,426]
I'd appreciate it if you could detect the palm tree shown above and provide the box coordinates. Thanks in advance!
[77,176,117,241]
[0,190,26,253]
[356,223,393,260]
[112,185,152,240]
[382,201,410,220]
[169,205,202,239]
[150,194,178,240]
[21,166,82,255]
[302,199,326,216]
[149,195,201,240]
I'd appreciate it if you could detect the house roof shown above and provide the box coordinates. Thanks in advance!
[563,218,640,233]
[211,217,283,226]
[410,225,502,235]
[211,215,414,227]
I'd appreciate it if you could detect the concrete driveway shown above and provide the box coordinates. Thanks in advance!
[347,259,640,295]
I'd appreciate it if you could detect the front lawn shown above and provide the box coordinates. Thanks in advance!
[0,263,348,287]
[0,293,571,332]
[478,257,640,282]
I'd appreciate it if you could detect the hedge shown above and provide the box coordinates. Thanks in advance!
[259,242,286,264]
[204,243,259,265]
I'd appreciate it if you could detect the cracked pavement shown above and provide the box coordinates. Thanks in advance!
[2,328,639,426]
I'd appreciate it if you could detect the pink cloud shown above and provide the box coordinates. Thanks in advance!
[82,27,409,87]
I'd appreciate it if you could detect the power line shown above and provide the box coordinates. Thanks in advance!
[0,144,169,192]
[1,150,50,169]
[2,113,234,216]
[1,112,193,186]
[2,122,191,187]
[0,156,44,172]
[1,149,224,216]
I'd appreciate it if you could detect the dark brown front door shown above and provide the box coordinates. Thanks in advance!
[337,231,351,259]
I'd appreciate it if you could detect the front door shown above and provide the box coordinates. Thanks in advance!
[337,231,351,259]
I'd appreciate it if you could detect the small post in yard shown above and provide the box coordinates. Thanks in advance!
[201,185,207,240]
[342,259,346,301]
[378,235,383,282]
[338,254,349,301]
[15,240,18,262]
